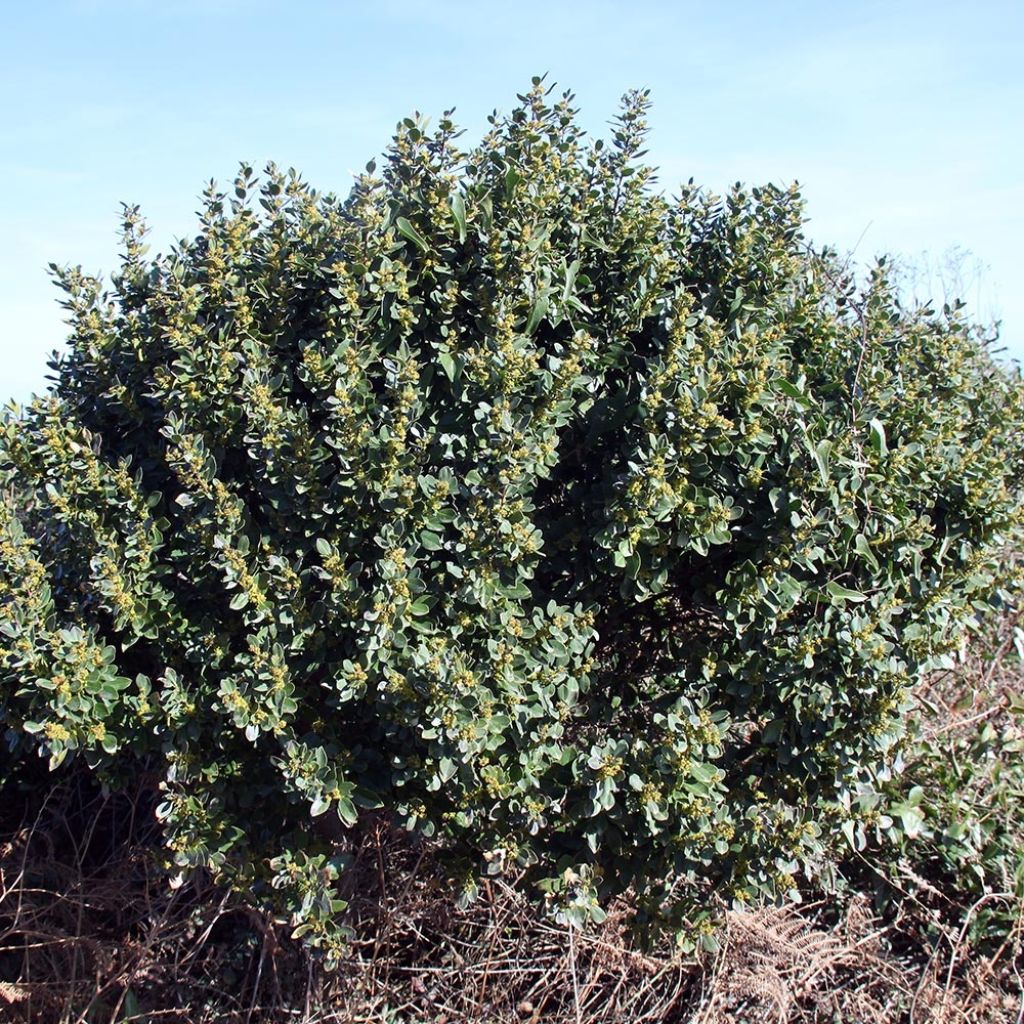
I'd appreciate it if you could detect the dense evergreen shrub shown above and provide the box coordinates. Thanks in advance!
[2,81,1023,954]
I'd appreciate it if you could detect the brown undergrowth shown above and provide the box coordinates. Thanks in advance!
[3,623,1023,1024]
[2,798,1019,1023]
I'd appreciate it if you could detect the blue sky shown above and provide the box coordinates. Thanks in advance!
[2,0,1022,404]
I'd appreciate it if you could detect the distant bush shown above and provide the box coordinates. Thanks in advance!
[2,80,1023,956]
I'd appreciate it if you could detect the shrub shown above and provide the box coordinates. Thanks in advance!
[2,80,1023,954]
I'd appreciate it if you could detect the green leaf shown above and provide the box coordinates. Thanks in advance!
[395,216,428,252]
[899,806,925,838]
[478,193,493,232]
[336,798,358,826]
[526,292,549,335]
[562,259,580,304]
[419,530,443,551]
[854,534,879,570]
[689,762,718,784]
[841,819,858,850]
[449,192,467,244]
[438,352,458,381]
[904,786,924,808]
[811,439,832,486]
[824,581,868,603]
[504,166,522,197]
[580,227,612,252]
[777,379,812,406]
[868,418,888,455]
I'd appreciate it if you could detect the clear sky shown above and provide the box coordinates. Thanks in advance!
[2,0,1021,404]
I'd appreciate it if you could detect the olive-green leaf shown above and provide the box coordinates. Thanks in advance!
[395,216,428,252]
[824,580,868,603]
[526,292,549,335]
[419,530,443,551]
[450,192,467,244]
[868,418,888,456]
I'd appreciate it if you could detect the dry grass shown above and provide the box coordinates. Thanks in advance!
[2,798,1021,1024]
